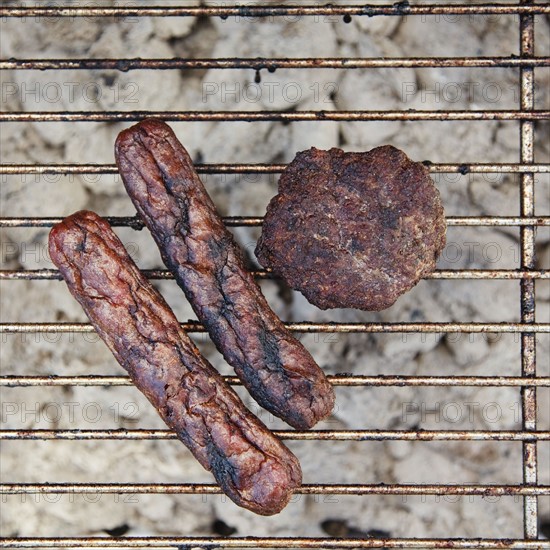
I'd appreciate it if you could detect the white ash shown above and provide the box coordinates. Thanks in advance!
[1,1,549,542]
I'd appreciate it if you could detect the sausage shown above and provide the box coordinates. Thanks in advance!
[115,119,335,430]
[48,210,302,516]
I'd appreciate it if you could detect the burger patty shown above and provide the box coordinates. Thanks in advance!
[256,146,446,311]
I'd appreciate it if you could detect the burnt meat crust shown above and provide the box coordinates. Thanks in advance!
[49,210,302,516]
[115,119,335,430]
[256,146,447,311]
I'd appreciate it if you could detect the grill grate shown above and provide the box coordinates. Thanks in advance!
[0,2,549,548]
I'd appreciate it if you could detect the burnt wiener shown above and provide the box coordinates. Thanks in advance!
[49,210,302,516]
[115,119,335,430]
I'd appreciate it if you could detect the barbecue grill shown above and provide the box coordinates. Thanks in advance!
[0,2,549,548]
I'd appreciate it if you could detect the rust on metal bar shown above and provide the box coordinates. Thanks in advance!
[1,163,549,175]
[1,322,548,334]
[1,268,548,281]
[0,215,549,228]
[446,217,548,226]
[2,429,549,442]
[2,110,550,123]
[1,537,549,549]
[1,4,550,17]
[426,270,549,279]
[519,1,538,540]
[2,57,550,71]
[1,483,548,496]
[1,374,548,388]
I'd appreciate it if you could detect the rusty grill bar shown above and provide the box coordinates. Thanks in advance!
[2,215,549,227]
[2,483,549,496]
[0,538,548,549]
[1,375,549,388]
[2,56,550,71]
[3,110,550,122]
[2,321,549,333]
[2,430,550,442]
[519,0,538,541]
[1,268,548,280]
[0,1,548,549]
[1,162,548,174]
[1,3,550,17]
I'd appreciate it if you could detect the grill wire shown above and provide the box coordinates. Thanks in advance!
[1,2,549,548]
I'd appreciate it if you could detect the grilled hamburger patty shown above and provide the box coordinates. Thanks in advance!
[256,146,446,310]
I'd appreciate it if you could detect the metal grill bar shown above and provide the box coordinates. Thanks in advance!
[2,429,549,441]
[2,375,549,387]
[1,163,549,174]
[2,483,548,496]
[1,269,548,281]
[3,57,550,71]
[520,2,539,542]
[1,4,550,17]
[2,110,549,123]
[1,216,548,228]
[0,538,548,550]
[1,322,548,334]
[518,1,538,540]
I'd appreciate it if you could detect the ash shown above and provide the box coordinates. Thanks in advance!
[1,0,549,542]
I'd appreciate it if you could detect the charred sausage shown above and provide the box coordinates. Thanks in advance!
[115,119,335,430]
[49,210,302,516]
